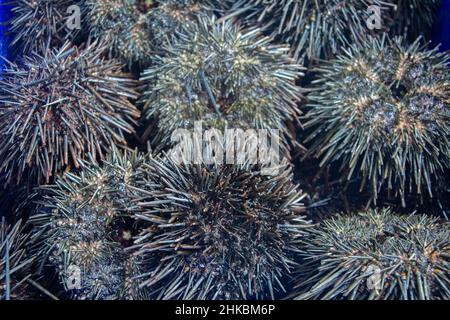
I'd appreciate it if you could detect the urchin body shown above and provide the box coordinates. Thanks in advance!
[132,158,310,299]
[86,0,220,68]
[140,17,303,150]
[86,0,153,68]
[0,42,140,185]
[304,35,450,205]
[9,0,84,55]
[295,209,450,300]
[227,0,390,63]
[32,148,149,300]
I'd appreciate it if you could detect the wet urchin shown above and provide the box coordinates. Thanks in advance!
[140,17,303,152]
[0,41,140,185]
[294,208,450,300]
[131,156,311,300]
[85,0,221,68]
[8,0,85,55]
[225,0,392,64]
[303,35,450,206]
[30,147,150,300]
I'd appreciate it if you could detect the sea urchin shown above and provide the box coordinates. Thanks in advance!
[131,157,311,300]
[303,35,450,205]
[0,41,140,185]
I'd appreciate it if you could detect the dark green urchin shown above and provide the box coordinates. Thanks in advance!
[303,35,450,206]
[1,219,35,300]
[85,0,220,68]
[8,0,85,55]
[30,147,150,300]
[0,41,140,185]
[146,0,226,50]
[140,17,303,151]
[294,209,450,300]
[131,157,311,300]
[225,0,391,64]
[85,0,153,68]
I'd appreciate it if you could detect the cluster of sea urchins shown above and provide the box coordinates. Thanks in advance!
[303,35,450,206]
[130,156,311,300]
[30,148,149,300]
[1,0,449,303]
[140,17,303,151]
[85,0,154,68]
[0,41,140,185]
[295,209,450,300]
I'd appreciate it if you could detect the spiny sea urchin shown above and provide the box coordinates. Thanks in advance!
[131,156,311,300]
[140,16,303,151]
[85,0,220,68]
[225,0,391,63]
[30,147,149,300]
[295,208,450,300]
[85,0,153,68]
[0,41,140,185]
[146,0,226,51]
[1,218,35,300]
[8,0,84,55]
[303,35,450,206]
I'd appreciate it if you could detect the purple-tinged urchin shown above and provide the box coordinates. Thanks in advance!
[130,156,311,300]
[294,208,450,300]
[0,41,140,185]
[8,0,85,55]
[303,35,450,206]
[30,147,150,300]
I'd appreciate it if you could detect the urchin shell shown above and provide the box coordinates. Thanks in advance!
[303,35,450,205]
[8,0,84,55]
[140,16,303,150]
[131,157,310,300]
[295,208,450,300]
[31,147,150,300]
[0,41,140,185]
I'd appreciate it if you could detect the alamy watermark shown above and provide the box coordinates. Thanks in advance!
[168,122,282,176]
[66,5,81,30]
[65,265,81,290]
[365,264,383,294]
[366,5,382,30]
